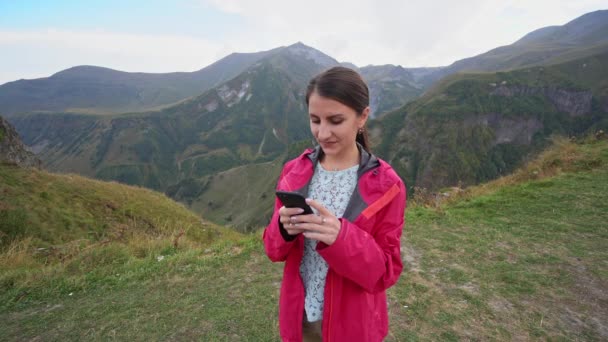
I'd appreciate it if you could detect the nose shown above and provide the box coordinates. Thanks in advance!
[317,122,332,140]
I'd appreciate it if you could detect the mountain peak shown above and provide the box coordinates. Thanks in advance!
[565,9,608,27]
[514,9,608,46]
[287,41,309,49]
[282,42,338,68]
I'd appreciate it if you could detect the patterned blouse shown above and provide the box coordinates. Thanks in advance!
[300,162,359,322]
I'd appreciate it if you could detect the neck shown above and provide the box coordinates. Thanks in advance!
[321,143,360,170]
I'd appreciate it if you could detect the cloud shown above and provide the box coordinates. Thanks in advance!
[0,0,605,84]
[0,28,224,84]
[202,0,607,67]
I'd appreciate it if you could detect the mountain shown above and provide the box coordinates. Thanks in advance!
[6,43,330,211]
[359,65,425,118]
[0,115,40,168]
[419,10,608,87]
[0,42,434,119]
[0,47,279,115]
[5,10,608,230]
[370,50,608,192]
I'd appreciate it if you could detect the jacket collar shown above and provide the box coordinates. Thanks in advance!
[306,142,379,177]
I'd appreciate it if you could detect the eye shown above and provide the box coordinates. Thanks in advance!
[310,118,320,124]
[330,118,344,125]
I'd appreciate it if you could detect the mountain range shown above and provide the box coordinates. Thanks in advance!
[2,10,608,230]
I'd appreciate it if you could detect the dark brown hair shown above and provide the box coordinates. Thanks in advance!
[305,66,371,152]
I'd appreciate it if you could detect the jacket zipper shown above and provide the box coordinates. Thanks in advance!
[327,272,333,341]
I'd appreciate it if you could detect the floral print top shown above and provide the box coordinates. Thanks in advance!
[300,162,359,322]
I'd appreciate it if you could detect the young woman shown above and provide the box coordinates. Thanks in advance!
[263,66,406,341]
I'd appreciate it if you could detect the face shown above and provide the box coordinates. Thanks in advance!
[308,91,369,159]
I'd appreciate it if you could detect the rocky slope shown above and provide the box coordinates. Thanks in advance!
[0,115,40,168]
[371,51,608,191]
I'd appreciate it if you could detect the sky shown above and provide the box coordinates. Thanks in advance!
[0,0,607,85]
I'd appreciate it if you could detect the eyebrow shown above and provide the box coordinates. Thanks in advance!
[309,113,345,119]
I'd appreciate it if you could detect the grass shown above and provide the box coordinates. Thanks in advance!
[1,234,284,341]
[1,136,607,340]
[0,164,240,246]
[389,135,608,340]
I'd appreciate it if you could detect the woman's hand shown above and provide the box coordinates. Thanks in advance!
[279,206,306,236]
[289,198,341,245]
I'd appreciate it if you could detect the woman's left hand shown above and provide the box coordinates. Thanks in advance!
[289,198,341,245]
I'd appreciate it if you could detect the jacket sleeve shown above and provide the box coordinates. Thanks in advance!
[262,166,298,262]
[317,180,406,293]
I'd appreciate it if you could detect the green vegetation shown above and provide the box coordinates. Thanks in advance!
[372,51,608,193]
[0,163,239,250]
[1,135,607,340]
[8,54,312,197]
[186,156,285,232]
[389,136,608,340]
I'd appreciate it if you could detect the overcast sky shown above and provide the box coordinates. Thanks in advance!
[0,0,606,85]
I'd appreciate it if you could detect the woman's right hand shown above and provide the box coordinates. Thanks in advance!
[279,206,305,235]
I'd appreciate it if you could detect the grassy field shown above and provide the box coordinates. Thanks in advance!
[1,136,607,340]
[388,136,608,341]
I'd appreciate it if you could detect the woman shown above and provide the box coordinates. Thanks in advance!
[263,66,406,341]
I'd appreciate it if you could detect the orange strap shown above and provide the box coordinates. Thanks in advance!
[361,183,400,219]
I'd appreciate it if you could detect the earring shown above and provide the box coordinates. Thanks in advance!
[358,127,364,134]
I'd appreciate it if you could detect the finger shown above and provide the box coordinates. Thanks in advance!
[279,207,305,216]
[305,198,334,217]
[293,222,330,234]
[281,219,299,228]
[288,213,322,224]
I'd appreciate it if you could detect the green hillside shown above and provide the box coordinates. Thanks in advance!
[1,135,606,340]
[169,156,285,232]
[372,50,608,193]
[0,162,240,255]
[167,140,314,232]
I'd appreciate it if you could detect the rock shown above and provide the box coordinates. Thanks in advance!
[0,115,41,168]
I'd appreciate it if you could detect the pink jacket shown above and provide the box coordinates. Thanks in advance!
[263,146,406,341]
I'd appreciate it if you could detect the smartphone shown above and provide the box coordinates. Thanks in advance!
[275,191,314,215]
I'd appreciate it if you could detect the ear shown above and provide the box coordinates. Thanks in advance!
[358,107,370,128]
